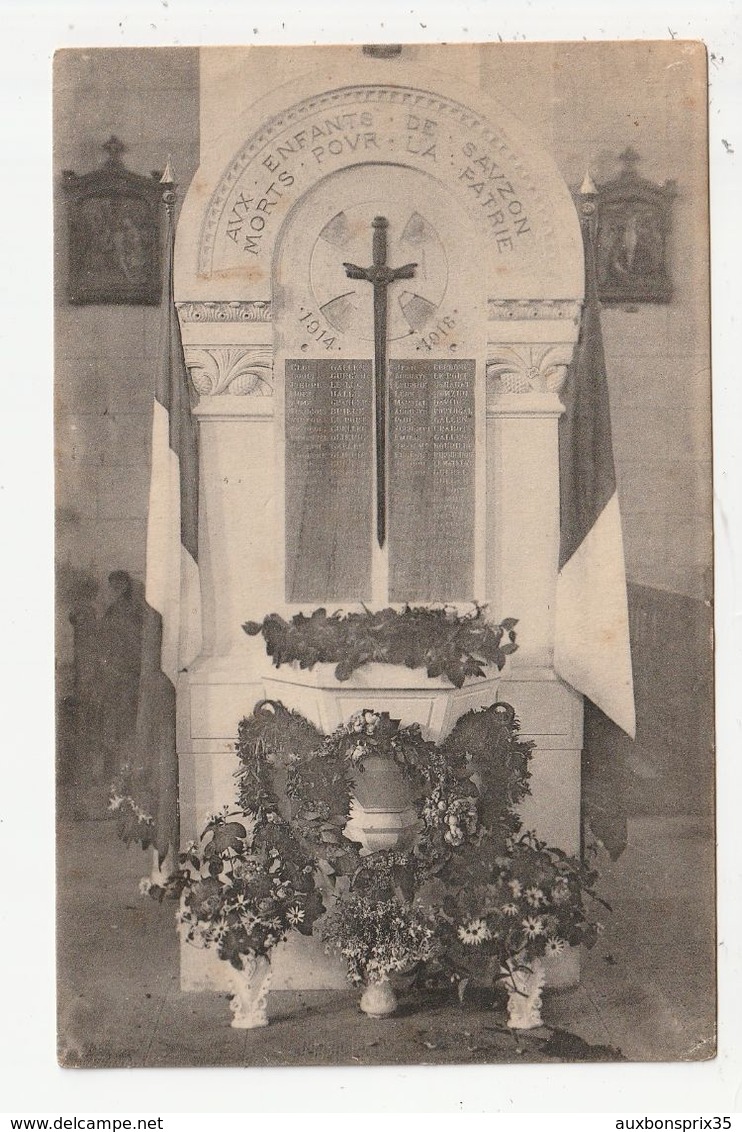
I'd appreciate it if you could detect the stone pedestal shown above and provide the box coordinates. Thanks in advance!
[263,662,500,742]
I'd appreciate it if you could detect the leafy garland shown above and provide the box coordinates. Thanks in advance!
[247,701,601,986]
[243,604,518,688]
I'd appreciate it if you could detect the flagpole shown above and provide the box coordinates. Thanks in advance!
[121,156,203,871]
[155,159,179,879]
[554,168,636,739]
[578,170,599,267]
[160,158,177,305]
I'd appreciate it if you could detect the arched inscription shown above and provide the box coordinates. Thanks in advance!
[198,84,558,280]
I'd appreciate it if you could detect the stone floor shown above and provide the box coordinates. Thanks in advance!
[56,813,716,1067]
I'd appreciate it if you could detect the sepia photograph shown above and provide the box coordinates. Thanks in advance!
[52,38,715,1073]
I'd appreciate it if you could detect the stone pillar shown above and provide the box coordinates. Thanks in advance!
[175,316,282,846]
[485,313,584,986]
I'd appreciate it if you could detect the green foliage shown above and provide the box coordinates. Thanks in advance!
[153,807,323,970]
[243,605,518,688]
[235,699,323,819]
[416,828,604,989]
[438,701,534,825]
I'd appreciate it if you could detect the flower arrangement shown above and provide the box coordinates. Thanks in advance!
[243,604,518,688]
[408,702,604,1003]
[150,696,605,1028]
[234,702,440,1001]
[149,806,323,970]
[321,893,437,985]
[417,830,604,996]
[108,767,156,850]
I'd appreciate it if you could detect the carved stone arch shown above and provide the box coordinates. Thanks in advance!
[175,59,584,305]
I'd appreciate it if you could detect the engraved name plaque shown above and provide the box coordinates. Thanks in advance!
[389,359,476,602]
[285,358,373,602]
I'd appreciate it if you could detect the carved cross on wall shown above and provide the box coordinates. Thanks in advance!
[343,216,417,549]
[102,135,127,165]
[617,146,642,177]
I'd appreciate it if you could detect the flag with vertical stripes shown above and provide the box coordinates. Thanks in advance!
[126,177,201,863]
[554,205,636,738]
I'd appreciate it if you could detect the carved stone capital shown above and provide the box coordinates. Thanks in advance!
[184,345,273,396]
[177,300,272,322]
[486,343,574,396]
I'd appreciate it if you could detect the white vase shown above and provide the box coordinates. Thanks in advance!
[226,954,272,1029]
[344,754,420,852]
[502,957,546,1030]
[345,797,421,853]
[359,975,398,1018]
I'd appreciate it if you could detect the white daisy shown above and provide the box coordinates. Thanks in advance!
[525,886,545,907]
[457,919,492,945]
[501,902,519,917]
[545,936,567,957]
[552,877,570,904]
[521,916,545,939]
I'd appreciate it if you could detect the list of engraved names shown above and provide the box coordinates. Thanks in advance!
[389,359,475,601]
[284,359,373,602]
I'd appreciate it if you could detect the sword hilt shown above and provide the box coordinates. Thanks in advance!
[372,215,388,267]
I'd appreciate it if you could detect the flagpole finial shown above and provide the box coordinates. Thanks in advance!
[160,157,178,219]
[160,156,176,185]
[578,169,599,223]
[580,170,598,196]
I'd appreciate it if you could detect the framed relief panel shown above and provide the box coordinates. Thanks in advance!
[62,135,164,305]
[594,147,676,305]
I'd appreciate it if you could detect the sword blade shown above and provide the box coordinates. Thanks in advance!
[342,216,415,553]
[373,281,388,549]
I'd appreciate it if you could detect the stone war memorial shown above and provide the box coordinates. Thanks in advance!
[55,42,714,1066]
[175,49,585,995]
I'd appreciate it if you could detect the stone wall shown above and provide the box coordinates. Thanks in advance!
[54,48,200,695]
[475,40,711,602]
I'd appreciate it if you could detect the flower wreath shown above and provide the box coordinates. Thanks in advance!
[151,699,605,990]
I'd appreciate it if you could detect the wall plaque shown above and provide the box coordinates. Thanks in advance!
[62,136,164,306]
[593,147,676,305]
[388,359,476,602]
[284,359,373,603]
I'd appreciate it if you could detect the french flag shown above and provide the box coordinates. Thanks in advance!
[554,192,636,739]
[132,170,202,862]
